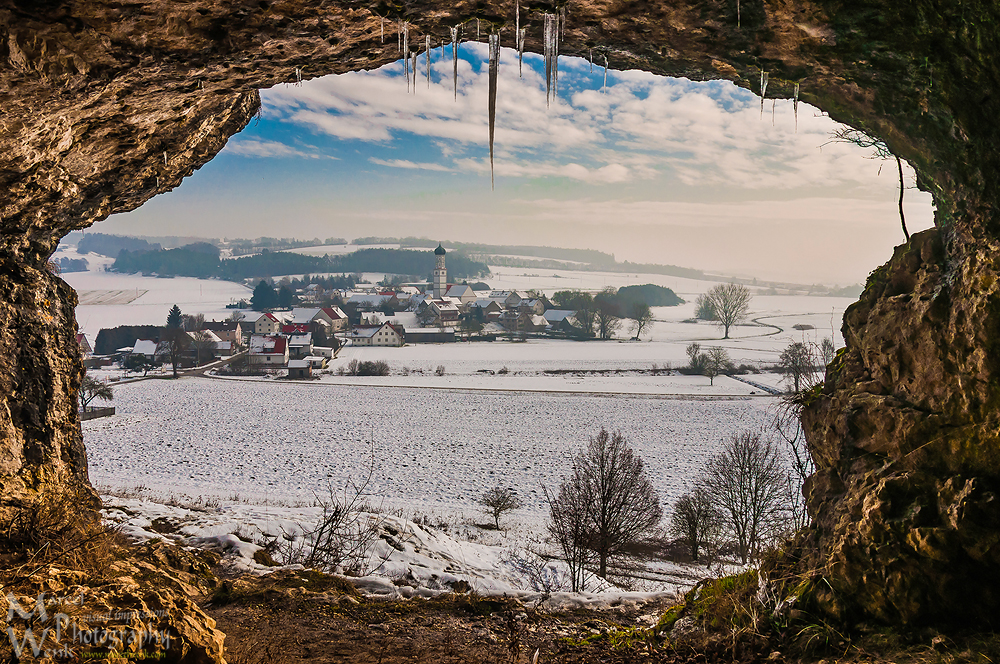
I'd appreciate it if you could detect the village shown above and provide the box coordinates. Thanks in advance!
[82,245,589,380]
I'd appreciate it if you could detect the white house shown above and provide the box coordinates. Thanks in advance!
[445,284,477,305]
[253,312,282,335]
[249,335,289,366]
[287,333,313,359]
[348,323,404,347]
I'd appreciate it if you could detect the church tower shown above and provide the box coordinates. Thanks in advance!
[433,243,447,298]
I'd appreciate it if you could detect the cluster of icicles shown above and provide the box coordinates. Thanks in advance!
[381,4,607,189]
[375,7,801,189]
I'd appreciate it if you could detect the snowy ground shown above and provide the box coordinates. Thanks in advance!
[54,246,252,342]
[101,494,705,601]
[84,377,782,524]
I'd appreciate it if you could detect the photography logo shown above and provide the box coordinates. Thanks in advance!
[5,592,173,660]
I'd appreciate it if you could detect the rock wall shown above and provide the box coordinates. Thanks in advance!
[1,0,998,627]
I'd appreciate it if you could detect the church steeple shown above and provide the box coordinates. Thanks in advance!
[433,243,447,298]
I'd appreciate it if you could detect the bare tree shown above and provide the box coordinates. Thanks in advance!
[704,283,752,339]
[594,288,622,340]
[820,337,836,366]
[478,485,522,529]
[627,301,654,340]
[771,403,815,532]
[543,478,595,593]
[778,341,817,393]
[699,430,789,563]
[190,330,217,366]
[703,346,732,386]
[669,488,720,561]
[181,313,206,332]
[79,374,113,410]
[829,127,909,241]
[549,429,662,581]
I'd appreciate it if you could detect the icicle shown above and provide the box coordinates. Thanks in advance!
[451,26,459,100]
[603,55,608,93]
[488,33,500,190]
[155,176,160,188]
[403,23,410,89]
[559,5,567,42]
[515,0,520,46]
[426,35,432,88]
[543,14,557,106]
[590,49,593,73]
[398,19,402,52]
[412,50,418,94]
[163,152,167,166]
[737,0,741,27]
[793,82,800,132]
[381,17,384,43]
[295,67,302,85]
[477,18,480,41]
[518,28,526,77]
[759,70,768,116]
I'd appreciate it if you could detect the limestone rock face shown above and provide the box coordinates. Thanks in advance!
[800,226,1000,626]
[1,0,1000,628]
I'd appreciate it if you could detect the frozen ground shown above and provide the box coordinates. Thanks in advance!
[84,377,781,526]
[101,495,706,600]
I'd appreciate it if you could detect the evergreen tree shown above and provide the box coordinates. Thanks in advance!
[277,285,294,309]
[166,304,183,328]
[251,280,277,310]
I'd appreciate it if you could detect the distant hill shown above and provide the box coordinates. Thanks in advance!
[78,233,161,257]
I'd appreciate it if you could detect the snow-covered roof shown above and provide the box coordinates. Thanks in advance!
[188,329,222,342]
[350,323,401,339]
[531,315,548,327]
[132,339,157,356]
[288,334,312,346]
[446,285,475,297]
[543,309,576,323]
[287,360,310,369]
[249,335,287,355]
[470,299,500,309]
[347,294,391,306]
[322,306,347,320]
[289,308,323,324]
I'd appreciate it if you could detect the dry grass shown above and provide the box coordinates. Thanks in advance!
[0,487,126,587]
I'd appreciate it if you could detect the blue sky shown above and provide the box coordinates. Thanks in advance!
[100,42,935,284]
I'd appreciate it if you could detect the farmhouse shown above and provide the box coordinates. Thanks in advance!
[349,323,404,347]
[249,335,289,366]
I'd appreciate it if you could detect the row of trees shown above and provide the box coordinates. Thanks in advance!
[112,247,491,282]
[534,423,805,591]
[551,288,657,340]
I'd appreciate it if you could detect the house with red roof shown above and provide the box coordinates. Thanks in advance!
[253,312,282,336]
[248,334,288,366]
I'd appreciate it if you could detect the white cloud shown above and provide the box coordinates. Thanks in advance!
[260,49,908,195]
[225,139,322,159]
[368,157,454,172]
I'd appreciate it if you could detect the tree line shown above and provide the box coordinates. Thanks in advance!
[551,284,683,340]
[111,247,491,281]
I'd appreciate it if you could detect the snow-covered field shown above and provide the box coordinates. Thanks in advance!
[84,377,779,525]
[54,247,251,342]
